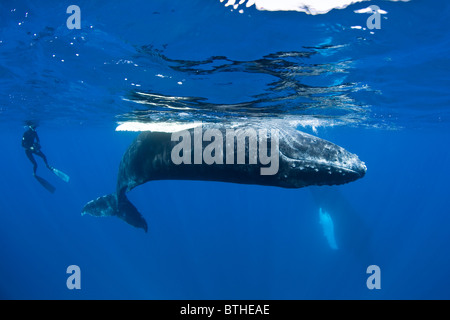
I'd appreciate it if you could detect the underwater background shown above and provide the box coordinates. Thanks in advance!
[0,0,449,299]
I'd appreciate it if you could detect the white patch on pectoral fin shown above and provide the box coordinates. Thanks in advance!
[81,193,148,232]
[81,194,118,217]
[319,207,338,250]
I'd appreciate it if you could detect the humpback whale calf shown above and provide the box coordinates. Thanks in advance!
[82,122,366,232]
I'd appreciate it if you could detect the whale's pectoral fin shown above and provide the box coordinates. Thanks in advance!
[82,194,118,218]
[81,193,148,232]
[117,192,148,232]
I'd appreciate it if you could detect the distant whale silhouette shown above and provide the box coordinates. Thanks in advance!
[82,122,366,232]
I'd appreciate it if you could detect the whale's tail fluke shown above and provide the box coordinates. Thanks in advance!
[81,193,148,232]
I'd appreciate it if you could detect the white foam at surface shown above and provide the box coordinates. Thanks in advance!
[354,6,388,14]
[116,121,203,132]
[221,0,410,15]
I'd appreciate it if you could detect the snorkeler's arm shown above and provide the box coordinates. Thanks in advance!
[34,132,41,149]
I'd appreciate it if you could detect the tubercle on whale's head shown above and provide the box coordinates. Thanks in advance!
[319,134,367,184]
[338,155,366,183]
[281,132,367,187]
[314,147,367,186]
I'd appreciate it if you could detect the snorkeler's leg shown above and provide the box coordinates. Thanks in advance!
[35,150,52,170]
[25,149,38,175]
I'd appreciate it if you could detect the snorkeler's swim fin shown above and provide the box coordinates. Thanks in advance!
[51,167,70,183]
[34,175,56,193]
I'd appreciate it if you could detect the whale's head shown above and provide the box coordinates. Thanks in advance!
[278,130,367,187]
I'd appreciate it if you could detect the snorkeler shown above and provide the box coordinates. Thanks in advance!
[22,121,70,182]
[22,122,53,176]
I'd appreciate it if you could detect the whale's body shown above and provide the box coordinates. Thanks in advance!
[82,123,366,232]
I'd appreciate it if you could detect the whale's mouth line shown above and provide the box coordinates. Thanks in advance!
[328,163,365,176]
[313,162,365,176]
[280,152,365,176]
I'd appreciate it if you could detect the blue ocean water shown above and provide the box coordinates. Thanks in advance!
[0,0,449,299]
